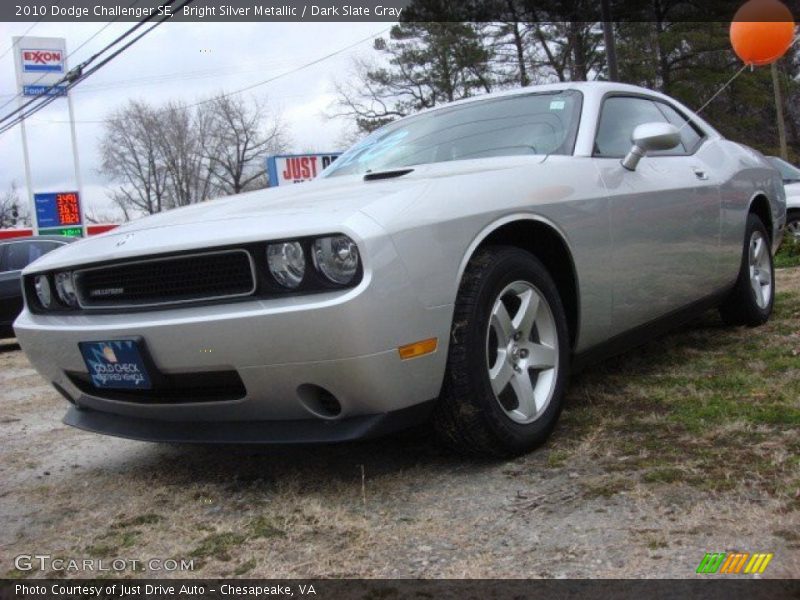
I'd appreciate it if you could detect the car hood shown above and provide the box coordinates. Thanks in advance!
[25,155,546,273]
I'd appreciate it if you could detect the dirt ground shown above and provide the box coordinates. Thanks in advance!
[1,269,798,580]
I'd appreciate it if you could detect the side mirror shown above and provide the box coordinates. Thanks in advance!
[621,122,681,171]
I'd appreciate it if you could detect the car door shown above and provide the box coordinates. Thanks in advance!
[593,95,722,333]
[0,241,25,332]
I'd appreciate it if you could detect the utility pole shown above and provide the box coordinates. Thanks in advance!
[601,0,619,82]
[771,62,788,161]
[12,37,36,234]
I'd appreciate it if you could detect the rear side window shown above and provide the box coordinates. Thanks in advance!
[594,96,703,158]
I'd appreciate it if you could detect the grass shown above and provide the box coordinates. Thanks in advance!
[556,267,800,510]
[82,512,165,558]
[233,558,257,576]
[190,532,248,562]
[775,235,800,269]
[111,513,163,529]
[188,516,287,563]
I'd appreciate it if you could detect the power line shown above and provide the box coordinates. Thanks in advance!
[26,26,390,126]
[0,0,141,114]
[0,51,334,102]
[0,0,161,122]
[184,27,390,111]
[0,23,41,62]
[0,1,59,63]
[0,0,190,135]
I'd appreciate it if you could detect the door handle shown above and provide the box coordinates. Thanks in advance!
[692,168,708,180]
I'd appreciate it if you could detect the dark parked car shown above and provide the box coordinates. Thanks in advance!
[0,236,75,338]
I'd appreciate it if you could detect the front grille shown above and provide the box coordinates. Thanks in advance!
[74,250,256,309]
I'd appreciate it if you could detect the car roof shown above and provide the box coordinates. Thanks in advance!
[415,81,673,110]
[388,81,722,143]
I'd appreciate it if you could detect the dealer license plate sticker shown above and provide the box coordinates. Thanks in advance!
[79,340,152,390]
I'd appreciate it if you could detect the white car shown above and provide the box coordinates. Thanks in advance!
[14,82,785,456]
[767,156,800,239]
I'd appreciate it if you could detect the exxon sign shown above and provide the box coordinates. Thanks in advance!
[21,49,64,73]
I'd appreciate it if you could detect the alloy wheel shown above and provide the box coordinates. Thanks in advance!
[486,281,559,424]
[748,230,772,309]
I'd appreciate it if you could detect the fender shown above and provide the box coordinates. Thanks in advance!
[746,189,784,253]
[454,212,582,348]
[455,212,576,286]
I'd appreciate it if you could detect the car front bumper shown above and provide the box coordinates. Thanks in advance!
[13,237,453,442]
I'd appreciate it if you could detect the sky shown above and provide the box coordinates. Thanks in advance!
[0,20,393,222]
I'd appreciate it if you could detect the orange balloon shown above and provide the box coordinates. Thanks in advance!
[730,0,796,66]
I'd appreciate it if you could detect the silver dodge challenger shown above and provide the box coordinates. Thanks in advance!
[14,82,786,456]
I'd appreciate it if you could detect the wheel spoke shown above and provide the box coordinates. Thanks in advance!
[510,370,536,419]
[489,358,514,395]
[754,279,765,307]
[522,342,556,369]
[512,289,539,339]
[755,236,767,264]
[491,301,514,346]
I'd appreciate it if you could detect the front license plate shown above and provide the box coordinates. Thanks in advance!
[79,339,153,390]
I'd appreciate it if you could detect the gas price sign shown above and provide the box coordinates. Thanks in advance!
[35,192,83,232]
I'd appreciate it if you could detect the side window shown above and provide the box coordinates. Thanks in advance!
[0,244,7,272]
[654,102,704,153]
[594,96,699,158]
[3,241,61,271]
[595,97,669,158]
[27,241,61,263]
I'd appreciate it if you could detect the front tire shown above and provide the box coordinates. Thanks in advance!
[433,246,570,457]
[719,213,774,327]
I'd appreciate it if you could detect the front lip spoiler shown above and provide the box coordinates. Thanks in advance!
[62,400,435,444]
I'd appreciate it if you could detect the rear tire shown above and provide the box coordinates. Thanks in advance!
[433,246,570,457]
[787,209,800,241]
[719,213,774,327]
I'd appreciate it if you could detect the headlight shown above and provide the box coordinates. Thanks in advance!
[55,272,78,307]
[267,241,306,289]
[34,275,52,308]
[313,235,360,285]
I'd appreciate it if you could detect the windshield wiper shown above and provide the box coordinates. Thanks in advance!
[363,168,414,181]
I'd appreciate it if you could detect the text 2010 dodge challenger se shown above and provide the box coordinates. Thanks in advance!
[14,82,786,456]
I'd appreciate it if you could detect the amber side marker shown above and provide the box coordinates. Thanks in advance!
[398,337,438,360]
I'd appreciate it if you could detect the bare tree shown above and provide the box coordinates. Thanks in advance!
[151,101,216,209]
[0,181,30,228]
[84,205,130,224]
[100,100,168,216]
[101,94,288,217]
[205,94,288,194]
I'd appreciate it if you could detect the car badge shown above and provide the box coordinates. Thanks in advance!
[116,233,134,247]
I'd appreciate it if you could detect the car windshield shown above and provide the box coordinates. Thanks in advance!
[324,90,582,178]
[768,156,800,182]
